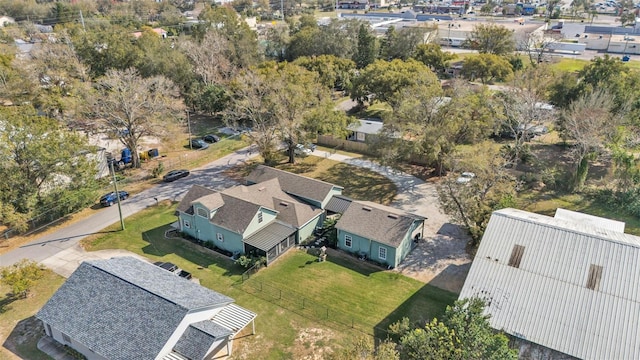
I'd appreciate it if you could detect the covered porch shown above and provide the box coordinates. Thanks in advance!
[244,221,297,265]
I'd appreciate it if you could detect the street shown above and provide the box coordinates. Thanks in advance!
[0,146,257,267]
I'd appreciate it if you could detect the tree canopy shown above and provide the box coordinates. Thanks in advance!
[467,23,515,55]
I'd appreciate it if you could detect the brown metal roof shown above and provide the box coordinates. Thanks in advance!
[246,165,342,204]
[325,195,353,214]
[335,201,425,247]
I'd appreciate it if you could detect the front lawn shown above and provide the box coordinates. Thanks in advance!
[0,270,65,360]
[81,203,457,358]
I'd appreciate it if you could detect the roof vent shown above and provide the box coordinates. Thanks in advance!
[362,206,372,211]
[279,201,289,207]
[258,187,266,191]
[387,214,398,219]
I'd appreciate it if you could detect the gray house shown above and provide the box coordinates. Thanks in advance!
[37,257,256,360]
[335,201,425,268]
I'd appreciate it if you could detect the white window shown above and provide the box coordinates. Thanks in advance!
[345,235,352,248]
[217,233,224,242]
[197,207,208,218]
[258,212,263,223]
[379,247,387,260]
[183,219,191,229]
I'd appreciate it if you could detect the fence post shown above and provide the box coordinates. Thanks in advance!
[279,289,282,299]
[326,308,329,319]
[260,282,262,291]
[302,298,305,309]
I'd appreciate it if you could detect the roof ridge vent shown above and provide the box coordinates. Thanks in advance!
[279,201,289,207]
[362,206,372,211]
[387,214,398,219]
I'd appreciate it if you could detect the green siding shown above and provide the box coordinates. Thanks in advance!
[320,186,344,209]
[179,212,244,254]
[298,215,323,243]
[244,208,278,236]
[337,218,424,267]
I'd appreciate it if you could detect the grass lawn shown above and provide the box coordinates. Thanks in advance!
[550,57,640,73]
[274,155,398,205]
[0,270,65,360]
[82,203,457,358]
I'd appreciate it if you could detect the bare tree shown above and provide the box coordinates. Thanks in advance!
[518,31,562,66]
[560,91,620,191]
[92,68,184,168]
[225,70,281,164]
[179,31,235,86]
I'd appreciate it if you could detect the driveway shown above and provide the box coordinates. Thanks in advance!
[313,151,472,293]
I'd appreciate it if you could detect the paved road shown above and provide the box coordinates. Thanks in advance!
[0,146,258,267]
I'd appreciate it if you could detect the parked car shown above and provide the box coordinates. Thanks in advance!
[456,172,476,184]
[100,191,129,207]
[163,169,190,182]
[203,134,220,143]
[190,139,209,149]
[294,143,312,156]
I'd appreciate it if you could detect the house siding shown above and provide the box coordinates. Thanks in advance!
[243,208,278,237]
[298,214,323,243]
[320,187,344,209]
[179,212,244,254]
[47,323,107,360]
[337,229,372,256]
[395,220,422,267]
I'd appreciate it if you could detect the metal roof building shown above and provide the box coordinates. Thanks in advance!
[459,208,640,360]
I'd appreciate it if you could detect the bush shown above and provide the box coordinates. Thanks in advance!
[0,259,45,298]
[151,162,164,178]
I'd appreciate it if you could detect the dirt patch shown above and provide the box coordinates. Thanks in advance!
[292,327,336,360]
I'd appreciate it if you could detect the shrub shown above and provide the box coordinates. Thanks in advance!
[151,162,164,178]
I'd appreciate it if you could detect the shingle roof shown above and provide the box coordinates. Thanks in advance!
[224,178,322,228]
[335,201,424,247]
[459,208,640,360]
[197,193,225,211]
[348,118,383,135]
[211,195,261,234]
[177,185,216,214]
[246,165,342,204]
[173,321,231,360]
[244,221,297,251]
[37,257,232,360]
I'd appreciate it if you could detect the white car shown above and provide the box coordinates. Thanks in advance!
[294,144,312,156]
[456,172,476,184]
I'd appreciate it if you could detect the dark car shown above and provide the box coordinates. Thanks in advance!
[203,134,220,143]
[190,139,209,149]
[163,169,190,182]
[100,191,129,207]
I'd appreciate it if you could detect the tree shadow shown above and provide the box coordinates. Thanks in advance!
[318,163,397,205]
[140,224,245,278]
[373,283,458,343]
[324,248,383,277]
[0,292,18,314]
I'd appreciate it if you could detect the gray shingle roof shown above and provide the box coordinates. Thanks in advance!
[224,178,322,228]
[211,194,261,233]
[244,221,296,251]
[36,257,233,360]
[336,201,424,247]
[246,165,342,205]
[173,321,231,360]
[177,185,216,214]
[460,208,640,360]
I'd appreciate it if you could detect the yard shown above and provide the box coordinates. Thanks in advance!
[0,270,65,360]
[81,202,457,359]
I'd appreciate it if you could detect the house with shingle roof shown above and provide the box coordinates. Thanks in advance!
[335,200,425,268]
[459,208,640,360]
[176,176,324,264]
[245,165,343,209]
[37,257,256,360]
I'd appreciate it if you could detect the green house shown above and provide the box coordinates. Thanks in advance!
[335,201,425,268]
[176,177,324,264]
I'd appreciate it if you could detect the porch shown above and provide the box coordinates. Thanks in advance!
[244,221,297,265]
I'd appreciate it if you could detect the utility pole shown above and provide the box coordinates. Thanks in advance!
[110,160,125,231]
[281,0,285,20]
[186,109,192,150]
